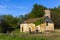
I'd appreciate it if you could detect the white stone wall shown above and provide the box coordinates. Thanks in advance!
[45,23,54,31]
[40,23,46,32]
[28,23,35,32]
[20,24,29,32]
[20,23,54,33]
[36,25,41,32]
[20,23,35,33]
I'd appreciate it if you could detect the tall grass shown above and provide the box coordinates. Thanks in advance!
[0,33,47,40]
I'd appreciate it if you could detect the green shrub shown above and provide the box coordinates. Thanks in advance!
[33,18,44,26]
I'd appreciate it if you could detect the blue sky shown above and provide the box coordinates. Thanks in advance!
[0,0,60,17]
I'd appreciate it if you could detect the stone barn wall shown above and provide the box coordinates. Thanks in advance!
[20,24,29,33]
[20,23,54,33]
[45,23,54,31]
[20,23,36,33]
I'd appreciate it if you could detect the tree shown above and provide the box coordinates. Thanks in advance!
[28,4,47,18]
[50,7,60,28]
[0,15,19,33]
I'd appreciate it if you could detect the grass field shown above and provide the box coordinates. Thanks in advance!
[0,29,60,40]
[0,32,60,40]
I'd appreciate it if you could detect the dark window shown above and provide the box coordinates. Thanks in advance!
[22,27,23,32]
[29,28,31,33]
[46,21,48,26]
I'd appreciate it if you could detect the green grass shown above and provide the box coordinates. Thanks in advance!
[33,18,44,26]
[0,29,60,40]
[0,33,47,40]
[0,32,60,40]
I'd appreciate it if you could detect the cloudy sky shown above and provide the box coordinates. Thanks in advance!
[0,0,60,16]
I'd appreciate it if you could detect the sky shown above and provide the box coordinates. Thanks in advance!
[0,0,60,17]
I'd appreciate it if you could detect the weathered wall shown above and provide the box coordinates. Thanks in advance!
[20,23,36,33]
[20,24,29,33]
[28,23,36,32]
[20,23,54,33]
